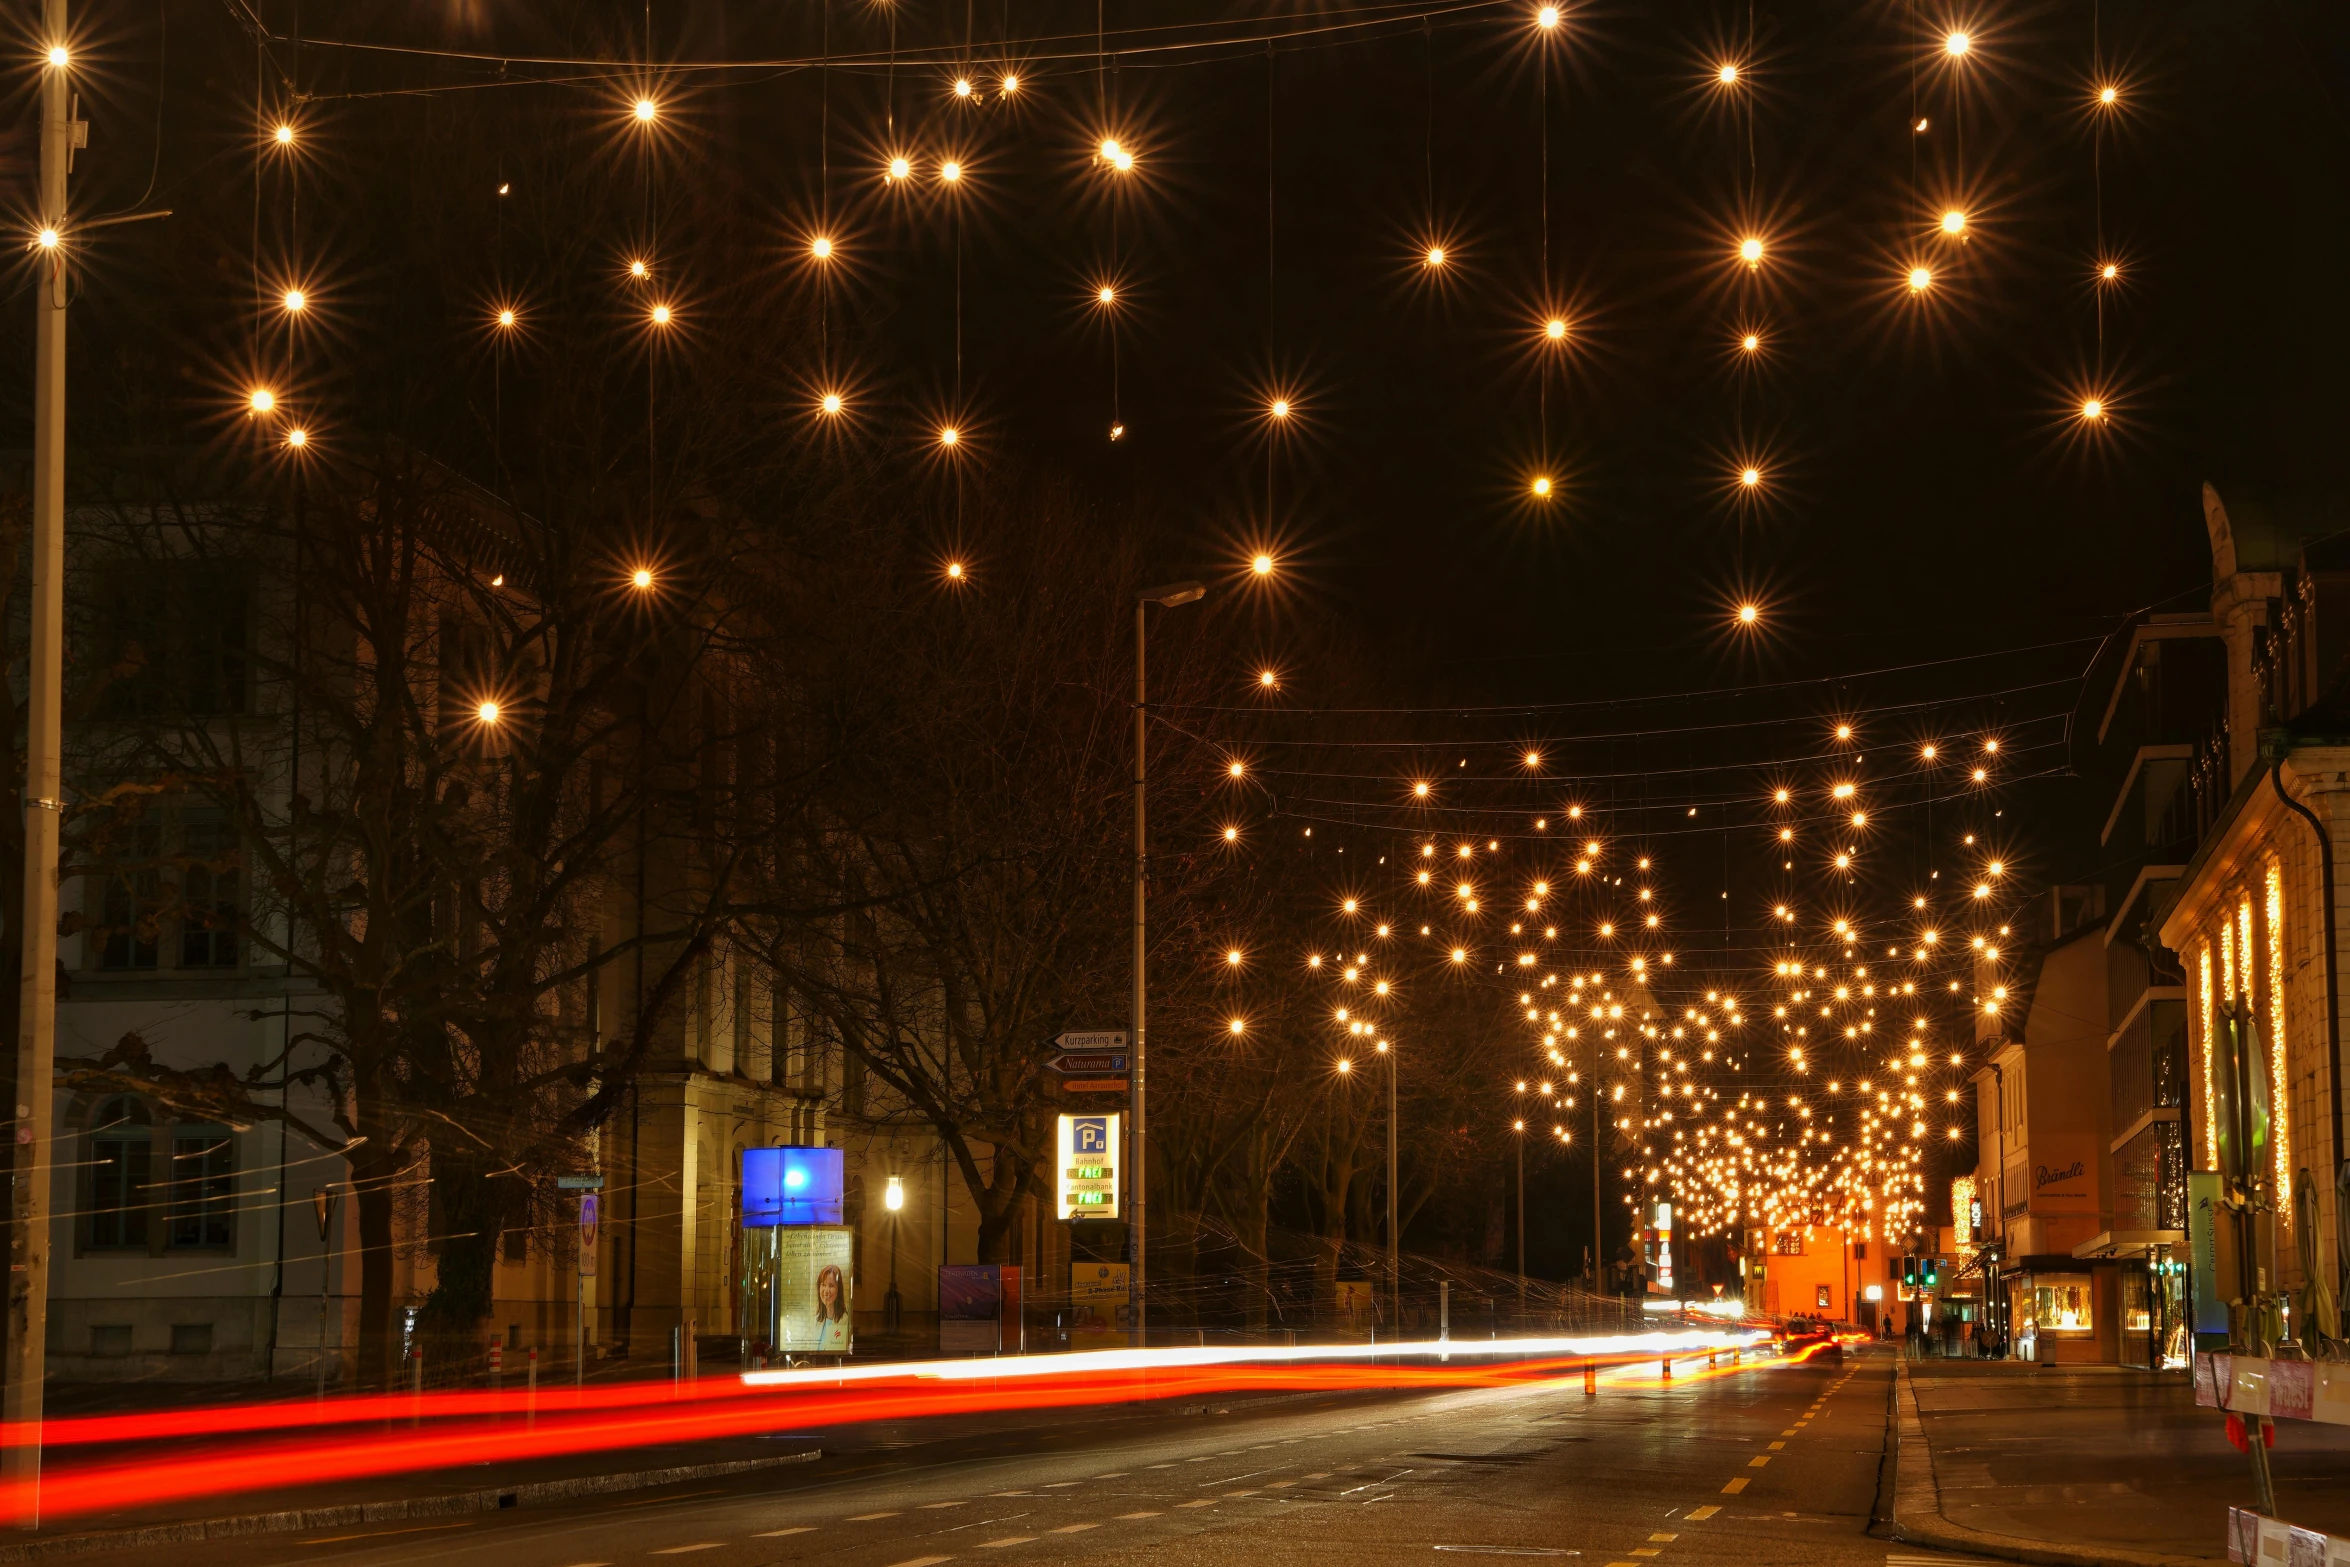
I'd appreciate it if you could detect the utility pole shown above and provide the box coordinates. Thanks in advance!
[1130,581,1203,1350]
[1383,1040,1398,1326]
[1513,1119,1525,1322]
[7,7,74,1527]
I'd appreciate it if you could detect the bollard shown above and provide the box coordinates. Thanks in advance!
[1584,1361,1597,1396]
[1661,1356,1672,1381]
[1708,1349,1717,1369]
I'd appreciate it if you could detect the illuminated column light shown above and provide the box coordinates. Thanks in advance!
[1908,266,1934,293]
[1738,236,1764,267]
[1532,476,1554,499]
[633,98,659,123]
[1252,553,1275,576]
[819,392,845,415]
[1943,31,1970,57]
[811,236,835,261]
[1941,209,1967,235]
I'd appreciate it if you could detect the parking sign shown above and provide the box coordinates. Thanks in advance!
[1055,1112,1121,1220]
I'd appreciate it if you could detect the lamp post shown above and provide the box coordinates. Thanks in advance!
[7,13,74,1525]
[1378,1038,1397,1326]
[1131,579,1205,1350]
[1511,1116,1526,1322]
[883,1175,905,1334]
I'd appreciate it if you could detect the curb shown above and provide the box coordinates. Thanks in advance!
[0,1448,823,1563]
[1887,1357,2212,1567]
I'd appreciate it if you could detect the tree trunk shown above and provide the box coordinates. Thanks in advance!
[353,1149,403,1390]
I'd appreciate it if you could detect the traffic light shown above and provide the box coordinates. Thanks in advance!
[1901,1255,1919,1290]
[1923,1257,1942,1289]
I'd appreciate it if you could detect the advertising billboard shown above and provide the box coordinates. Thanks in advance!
[741,1224,854,1354]
[1069,1262,1128,1347]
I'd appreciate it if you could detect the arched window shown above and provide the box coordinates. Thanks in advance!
[88,1097,151,1250]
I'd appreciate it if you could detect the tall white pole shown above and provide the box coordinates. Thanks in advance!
[1129,600,1147,1350]
[7,3,71,1527]
[1387,1048,1398,1324]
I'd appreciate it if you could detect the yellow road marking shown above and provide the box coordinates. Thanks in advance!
[1685,1507,1719,1522]
[1748,1456,1771,1468]
[1768,1441,1786,1450]
[848,1512,902,1521]
[1648,1534,1678,1542]
[1721,1478,1749,1494]
[755,1528,816,1537]
[651,1546,724,1555]
[1050,1523,1099,1534]
[978,1538,1036,1549]
[1118,1511,1164,1520]
[1177,1499,1216,1508]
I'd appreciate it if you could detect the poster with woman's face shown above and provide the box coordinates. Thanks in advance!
[774,1227,854,1353]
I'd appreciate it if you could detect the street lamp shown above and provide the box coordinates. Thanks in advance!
[883,1175,905,1334]
[1131,579,1206,1348]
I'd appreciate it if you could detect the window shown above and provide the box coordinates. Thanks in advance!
[166,1128,235,1249]
[87,807,242,974]
[87,1097,151,1249]
[177,816,241,969]
[92,562,251,718]
[94,816,163,971]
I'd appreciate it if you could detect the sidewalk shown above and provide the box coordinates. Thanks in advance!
[1888,1356,2350,1567]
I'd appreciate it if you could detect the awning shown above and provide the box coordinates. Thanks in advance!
[2071,1230,2186,1260]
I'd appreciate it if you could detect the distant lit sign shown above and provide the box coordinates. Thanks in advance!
[743,1146,844,1226]
[1056,1113,1121,1220]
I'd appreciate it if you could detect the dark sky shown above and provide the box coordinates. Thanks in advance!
[29,0,2350,711]
[16,0,2350,876]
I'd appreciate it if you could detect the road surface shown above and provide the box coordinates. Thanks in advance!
[88,1349,1930,1567]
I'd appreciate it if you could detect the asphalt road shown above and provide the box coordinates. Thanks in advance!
[103,1348,1937,1567]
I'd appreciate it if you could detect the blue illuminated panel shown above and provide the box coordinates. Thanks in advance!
[742,1146,844,1226]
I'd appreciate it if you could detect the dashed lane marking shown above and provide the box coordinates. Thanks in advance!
[1747,1456,1771,1468]
[848,1512,903,1521]
[920,1502,969,1510]
[1648,1534,1678,1543]
[1117,1512,1164,1520]
[1092,1472,1127,1479]
[1767,1441,1786,1450]
[1720,1478,1750,1495]
[885,1558,952,1567]
[298,1523,476,1545]
[1685,1507,1719,1522]
[976,1539,1035,1550]
[1177,1499,1216,1509]
[651,1545,725,1555]
[1042,1481,1081,1489]
[1049,1523,1099,1534]
[755,1528,816,1537]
